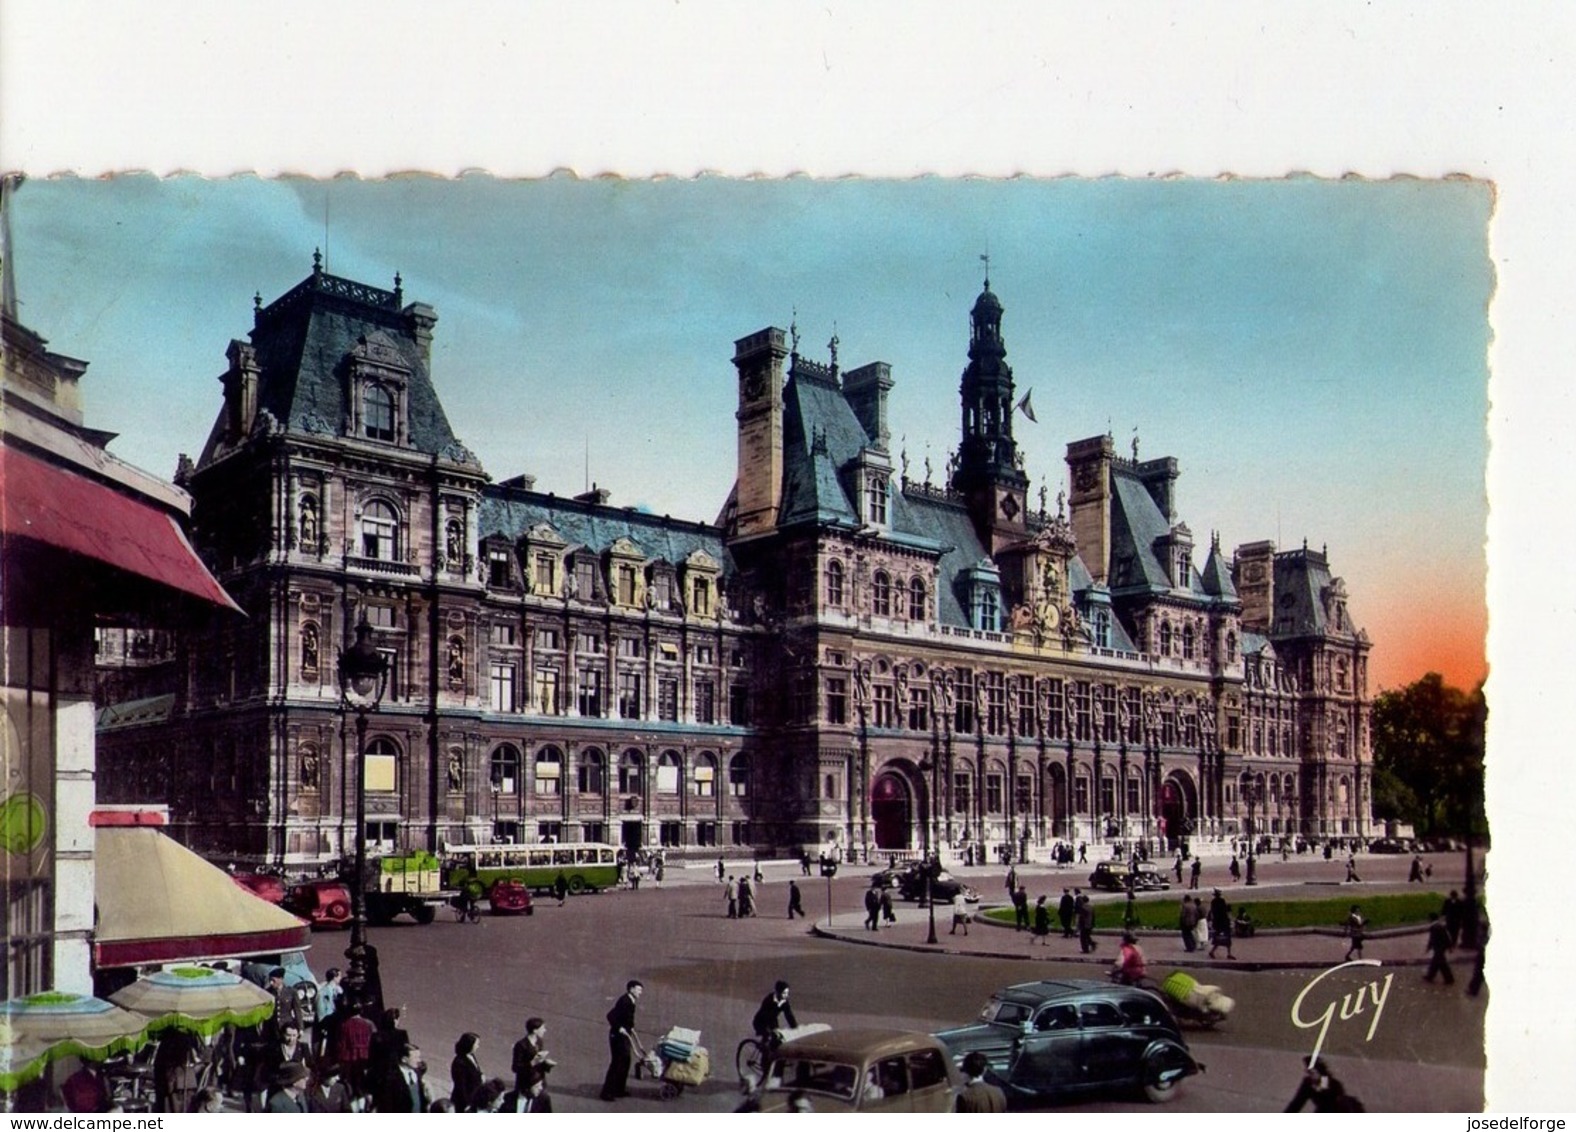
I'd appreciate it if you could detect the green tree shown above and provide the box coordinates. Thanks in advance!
[1371,673,1486,836]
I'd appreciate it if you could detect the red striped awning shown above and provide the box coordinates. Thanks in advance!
[0,446,238,611]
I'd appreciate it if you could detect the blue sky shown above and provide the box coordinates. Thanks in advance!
[7,175,1491,689]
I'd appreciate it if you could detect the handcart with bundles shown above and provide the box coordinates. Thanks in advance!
[643,1025,710,1100]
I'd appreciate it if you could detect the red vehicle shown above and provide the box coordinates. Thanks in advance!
[231,872,287,905]
[487,879,533,916]
[283,880,355,930]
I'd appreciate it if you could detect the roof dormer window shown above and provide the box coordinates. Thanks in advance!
[866,473,889,526]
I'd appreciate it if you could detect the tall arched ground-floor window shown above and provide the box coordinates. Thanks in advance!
[1158,770,1200,851]
[870,771,914,851]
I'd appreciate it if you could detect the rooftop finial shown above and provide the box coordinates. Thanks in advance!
[828,325,839,372]
[394,271,402,292]
[1131,429,1140,462]
[253,291,262,312]
[980,250,991,289]
[790,309,800,357]
[312,247,323,274]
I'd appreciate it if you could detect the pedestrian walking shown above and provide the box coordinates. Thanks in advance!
[1005,864,1018,898]
[1192,897,1208,951]
[1207,889,1235,959]
[1467,910,1488,997]
[1423,914,1455,984]
[716,855,726,882]
[950,891,971,936]
[1078,842,1088,864]
[1173,853,1184,883]
[1058,888,1076,937]
[1179,895,1199,952]
[956,1052,1007,1112]
[864,884,882,931]
[800,850,813,877]
[1189,858,1202,890]
[553,871,569,905]
[880,886,896,924]
[1408,855,1425,883]
[1344,855,1362,883]
[740,874,757,917]
[1343,905,1366,961]
[725,875,738,919]
[599,980,644,1102]
[1076,894,1096,953]
[1442,890,1464,947]
[1286,1056,1364,1112]
[1012,885,1030,931]
[1031,896,1051,945]
[450,1033,484,1113]
[787,880,806,919]
[1228,855,1242,883]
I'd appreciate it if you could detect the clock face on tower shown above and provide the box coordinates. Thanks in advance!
[999,492,1020,521]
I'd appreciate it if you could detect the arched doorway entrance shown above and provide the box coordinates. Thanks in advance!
[1159,771,1199,851]
[871,772,913,851]
[1043,764,1067,837]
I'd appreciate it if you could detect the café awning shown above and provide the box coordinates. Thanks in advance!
[0,445,240,612]
[93,825,309,969]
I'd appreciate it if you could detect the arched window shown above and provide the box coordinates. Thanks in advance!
[824,773,838,800]
[729,754,752,797]
[490,744,520,794]
[979,590,998,631]
[657,750,682,795]
[1226,632,1238,663]
[1182,624,1195,660]
[1092,609,1111,648]
[365,736,401,793]
[908,577,927,621]
[1159,621,1173,656]
[618,749,644,794]
[578,748,606,794]
[535,747,562,796]
[363,384,395,441]
[873,571,892,616]
[693,752,717,798]
[825,560,845,607]
[360,500,398,561]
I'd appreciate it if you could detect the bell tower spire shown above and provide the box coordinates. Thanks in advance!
[952,269,1030,553]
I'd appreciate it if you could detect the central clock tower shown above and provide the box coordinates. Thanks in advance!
[952,276,1031,555]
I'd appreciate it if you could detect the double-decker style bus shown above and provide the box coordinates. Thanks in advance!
[442,842,620,897]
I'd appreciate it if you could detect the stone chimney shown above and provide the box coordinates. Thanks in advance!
[1065,434,1114,584]
[732,327,788,539]
[843,361,893,449]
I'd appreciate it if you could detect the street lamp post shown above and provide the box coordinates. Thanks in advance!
[1244,783,1259,886]
[919,752,939,945]
[338,616,389,1011]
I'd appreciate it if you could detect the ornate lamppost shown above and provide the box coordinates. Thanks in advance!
[338,616,388,1009]
[1243,781,1260,886]
[918,751,939,945]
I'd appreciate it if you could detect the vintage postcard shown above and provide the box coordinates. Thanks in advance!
[2,173,1492,1114]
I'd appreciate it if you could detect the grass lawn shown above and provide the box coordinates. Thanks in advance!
[983,890,1459,932]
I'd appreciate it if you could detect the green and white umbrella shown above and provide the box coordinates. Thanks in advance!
[0,992,151,1092]
[109,966,274,1037]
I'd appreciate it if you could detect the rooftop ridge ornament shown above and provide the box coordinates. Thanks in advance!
[790,309,800,358]
[313,247,323,275]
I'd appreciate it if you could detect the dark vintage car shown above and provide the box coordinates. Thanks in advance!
[283,879,354,930]
[1367,837,1415,854]
[934,979,1201,1105]
[896,869,979,906]
[747,1028,963,1112]
[1088,862,1171,892]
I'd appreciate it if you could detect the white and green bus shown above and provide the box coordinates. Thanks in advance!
[442,842,620,896]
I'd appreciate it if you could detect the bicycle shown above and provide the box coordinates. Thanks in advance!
[451,893,482,923]
[735,1035,771,1087]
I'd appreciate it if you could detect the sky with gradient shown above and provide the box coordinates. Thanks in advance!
[6,176,1490,692]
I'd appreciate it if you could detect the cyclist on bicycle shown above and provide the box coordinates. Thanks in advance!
[751,981,798,1048]
[457,877,484,921]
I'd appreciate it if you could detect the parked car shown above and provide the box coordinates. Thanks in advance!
[934,979,1202,1105]
[239,949,320,1026]
[746,1028,963,1112]
[1088,862,1170,892]
[283,879,354,930]
[869,864,918,890]
[230,872,288,904]
[1367,837,1414,854]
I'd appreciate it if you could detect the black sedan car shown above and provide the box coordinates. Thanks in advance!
[1088,862,1171,892]
[934,979,1201,1105]
[896,868,979,905]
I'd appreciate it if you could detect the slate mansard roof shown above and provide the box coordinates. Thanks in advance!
[478,484,734,579]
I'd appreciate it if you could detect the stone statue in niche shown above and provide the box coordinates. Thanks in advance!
[447,522,463,564]
[447,752,463,792]
[447,638,465,683]
[301,623,320,674]
[299,749,319,789]
[299,499,319,550]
